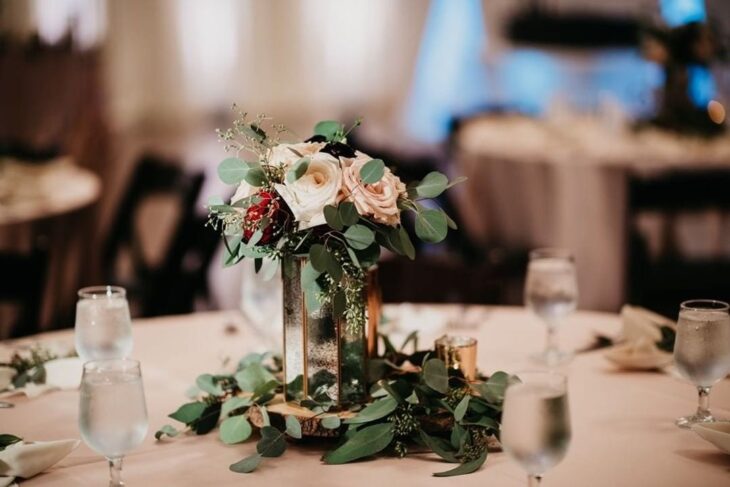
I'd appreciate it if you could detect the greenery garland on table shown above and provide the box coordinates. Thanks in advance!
[155,335,515,477]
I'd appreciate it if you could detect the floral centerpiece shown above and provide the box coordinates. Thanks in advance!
[208,110,463,406]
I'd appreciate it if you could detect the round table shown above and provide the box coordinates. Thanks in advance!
[0,157,101,226]
[2,305,729,486]
[453,115,730,311]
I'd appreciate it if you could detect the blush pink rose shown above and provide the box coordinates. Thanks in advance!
[340,152,406,226]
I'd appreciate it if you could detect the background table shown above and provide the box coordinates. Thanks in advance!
[2,305,729,486]
[453,115,730,311]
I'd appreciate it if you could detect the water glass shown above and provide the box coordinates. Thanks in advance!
[673,299,730,428]
[240,260,283,349]
[79,359,148,486]
[501,371,571,486]
[524,249,578,366]
[75,286,133,362]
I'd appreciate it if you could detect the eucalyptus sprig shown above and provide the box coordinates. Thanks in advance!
[156,335,515,478]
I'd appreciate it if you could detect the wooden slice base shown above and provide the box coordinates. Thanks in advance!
[248,395,356,438]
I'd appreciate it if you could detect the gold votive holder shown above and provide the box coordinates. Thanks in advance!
[435,335,477,381]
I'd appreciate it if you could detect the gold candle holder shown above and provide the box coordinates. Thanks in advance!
[435,335,477,381]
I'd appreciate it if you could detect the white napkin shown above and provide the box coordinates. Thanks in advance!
[620,305,675,343]
[602,306,675,370]
[0,439,79,485]
[0,358,83,399]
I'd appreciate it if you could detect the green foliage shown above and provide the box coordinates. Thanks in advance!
[157,338,509,479]
[422,358,449,394]
[359,159,385,184]
[415,209,448,243]
[344,224,375,250]
[313,120,345,141]
[154,425,179,440]
[286,157,310,183]
[218,157,249,184]
[235,363,277,392]
[323,423,395,464]
[220,416,253,444]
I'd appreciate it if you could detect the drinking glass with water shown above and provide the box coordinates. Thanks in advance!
[79,359,148,486]
[75,286,133,362]
[673,299,730,428]
[501,371,571,486]
[524,249,578,366]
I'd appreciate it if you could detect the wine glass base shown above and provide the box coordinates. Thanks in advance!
[530,350,573,367]
[675,414,716,429]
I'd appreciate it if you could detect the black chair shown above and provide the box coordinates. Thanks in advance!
[0,242,49,337]
[627,168,730,316]
[103,154,216,316]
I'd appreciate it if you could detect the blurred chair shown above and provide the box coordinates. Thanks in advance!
[627,169,730,316]
[0,241,49,337]
[103,154,217,317]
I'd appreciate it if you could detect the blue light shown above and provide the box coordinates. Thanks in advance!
[592,50,664,117]
[660,0,706,27]
[499,50,560,114]
[687,64,716,107]
[404,0,488,143]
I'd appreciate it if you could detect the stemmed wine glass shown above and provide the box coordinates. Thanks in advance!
[75,286,133,362]
[524,249,578,366]
[673,299,730,428]
[501,371,571,486]
[79,359,148,487]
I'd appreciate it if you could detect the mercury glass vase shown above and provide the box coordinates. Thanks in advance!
[282,257,379,407]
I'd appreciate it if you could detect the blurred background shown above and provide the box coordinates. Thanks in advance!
[2,0,730,338]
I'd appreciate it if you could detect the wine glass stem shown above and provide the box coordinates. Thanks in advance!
[545,322,558,354]
[697,386,711,418]
[528,474,542,486]
[107,457,124,487]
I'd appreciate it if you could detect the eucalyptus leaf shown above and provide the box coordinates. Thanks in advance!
[354,242,380,268]
[359,159,385,184]
[454,395,470,421]
[415,171,449,198]
[433,451,487,477]
[218,157,248,184]
[169,401,206,425]
[309,244,340,281]
[287,157,310,183]
[221,396,252,418]
[323,423,394,464]
[193,403,221,435]
[476,371,511,403]
[344,396,397,424]
[220,415,253,444]
[243,164,267,187]
[338,201,359,226]
[415,209,448,243]
[321,416,341,429]
[344,224,375,250]
[229,453,263,474]
[235,363,277,392]
[323,205,343,231]
[418,431,458,463]
[314,120,344,141]
[207,195,224,207]
[285,415,302,439]
[257,426,287,457]
[196,374,224,396]
[154,425,179,440]
[423,359,449,394]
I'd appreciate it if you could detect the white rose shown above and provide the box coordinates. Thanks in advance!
[275,152,342,230]
[269,142,326,167]
[340,151,406,226]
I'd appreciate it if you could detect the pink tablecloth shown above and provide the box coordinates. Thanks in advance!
[2,305,729,486]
